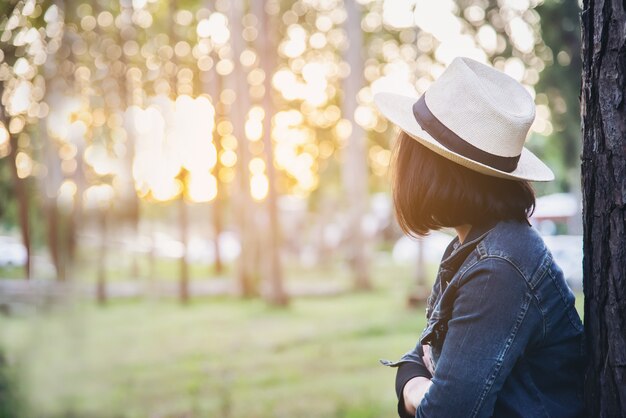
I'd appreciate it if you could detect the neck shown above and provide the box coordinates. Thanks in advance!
[455,224,472,244]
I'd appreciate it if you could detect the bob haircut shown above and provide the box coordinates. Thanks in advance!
[391,131,536,238]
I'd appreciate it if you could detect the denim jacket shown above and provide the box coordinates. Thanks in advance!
[382,220,585,418]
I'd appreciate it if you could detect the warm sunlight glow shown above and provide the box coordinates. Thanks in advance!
[131,94,216,202]
[0,123,9,146]
[245,106,264,141]
[187,171,218,203]
[83,184,115,209]
[250,173,269,201]
[15,151,33,178]
[57,180,77,208]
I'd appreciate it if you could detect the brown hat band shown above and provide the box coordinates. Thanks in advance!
[412,95,521,173]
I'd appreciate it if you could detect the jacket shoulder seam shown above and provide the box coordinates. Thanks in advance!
[457,255,547,341]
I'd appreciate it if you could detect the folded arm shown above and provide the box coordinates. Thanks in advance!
[414,258,541,418]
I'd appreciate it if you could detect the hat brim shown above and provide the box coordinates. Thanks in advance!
[374,92,555,182]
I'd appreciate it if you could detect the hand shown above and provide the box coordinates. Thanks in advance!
[422,344,435,376]
[403,376,433,416]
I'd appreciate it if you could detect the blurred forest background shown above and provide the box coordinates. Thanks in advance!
[0,0,583,417]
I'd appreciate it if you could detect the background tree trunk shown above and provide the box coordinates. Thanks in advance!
[229,0,258,297]
[168,0,190,303]
[0,4,31,280]
[202,0,224,276]
[178,171,189,304]
[41,117,65,281]
[203,46,224,277]
[118,0,141,281]
[96,208,108,305]
[581,0,626,416]
[341,0,371,291]
[253,0,288,306]
[8,134,31,280]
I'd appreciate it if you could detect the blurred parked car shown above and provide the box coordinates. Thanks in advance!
[392,231,453,265]
[542,235,583,291]
[391,230,583,292]
[0,236,27,267]
[151,231,241,264]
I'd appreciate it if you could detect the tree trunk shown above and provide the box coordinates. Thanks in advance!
[581,1,626,416]
[118,0,141,280]
[8,134,31,279]
[406,236,430,306]
[229,0,258,297]
[179,178,189,304]
[253,0,288,306]
[58,0,80,280]
[42,126,66,281]
[341,0,371,290]
[211,164,224,276]
[168,0,190,303]
[202,12,224,276]
[0,5,31,279]
[96,208,108,305]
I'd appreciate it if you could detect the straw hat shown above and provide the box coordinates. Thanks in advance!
[373,57,554,181]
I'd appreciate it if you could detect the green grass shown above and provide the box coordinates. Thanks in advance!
[0,257,585,418]
[0,265,26,279]
[0,260,423,418]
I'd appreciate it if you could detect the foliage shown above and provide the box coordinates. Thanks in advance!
[0,349,27,418]
[0,161,16,230]
[535,0,582,193]
[0,0,580,214]
[0,0,585,279]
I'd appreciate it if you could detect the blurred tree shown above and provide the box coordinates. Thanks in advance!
[6,129,32,279]
[0,350,26,418]
[89,0,117,304]
[253,0,288,306]
[535,0,582,193]
[169,0,190,304]
[451,0,582,193]
[117,0,141,280]
[0,161,17,231]
[1,0,60,279]
[0,1,31,279]
[341,0,371,290]
[178,168,190,303]
[0,0,582,302]
[96,205,108,304]
[230,0,259,297]
[581,0,626,416]
[40,41,66,281]
[200,0,224,276]
[208,81,224,277]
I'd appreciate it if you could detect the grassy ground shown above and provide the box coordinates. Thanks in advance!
[0,257,584,418]
[0,260,426,418]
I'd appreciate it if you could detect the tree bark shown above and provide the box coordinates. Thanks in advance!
[8,134,31,279]
[0,36,31,280]
[118,0,141,280]
[179,174,189,304]
[229,0,258,297]
[581,0,626,416]
[253,0,288,306]
[341,0,371,290]
[168,0,190,303]
[202,5,224,276]
[96,208,108,305]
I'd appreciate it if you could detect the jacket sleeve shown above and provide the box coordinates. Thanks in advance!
[394,344,432,418]
[415,257,542,418]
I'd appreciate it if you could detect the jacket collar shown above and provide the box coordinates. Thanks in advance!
[439,221,498,270]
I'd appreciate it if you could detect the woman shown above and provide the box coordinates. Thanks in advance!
[375,57,585,418]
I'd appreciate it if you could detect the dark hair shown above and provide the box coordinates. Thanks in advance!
[391,131,535,237]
